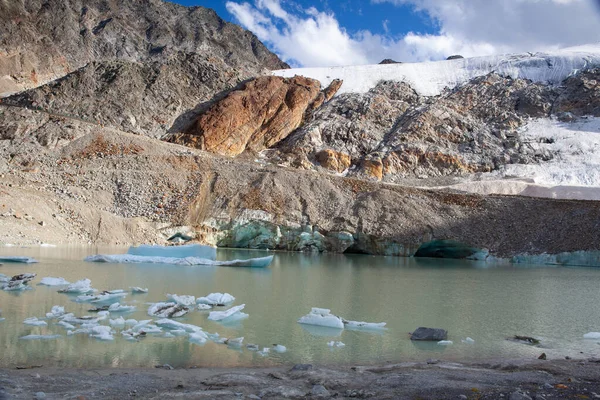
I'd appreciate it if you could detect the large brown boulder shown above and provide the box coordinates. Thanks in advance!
[172,76,342,156]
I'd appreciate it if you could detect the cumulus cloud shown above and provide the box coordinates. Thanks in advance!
[226,0,600,67]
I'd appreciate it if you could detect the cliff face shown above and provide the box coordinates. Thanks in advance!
[0,0,288,96]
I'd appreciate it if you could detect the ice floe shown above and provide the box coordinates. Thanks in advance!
[437,340,453,346]
[109,317,126,328]
[130,287,148,293]
[207,304,248,322]
[76,290,127,304]
[257,347,270,357]
[272,344,287,353]
[167,294,196,306]
[328,341,346,348]
[246,344,259,351]
[58,279,96,294]
[148,302,190,318]
[584,332,600,339]
[155,318,202,333]
[85,254,274,267]
[196,292,235,306]
[0,256,38,263]
[45,306,65,319]
[57,321,76,330]
[197,304,212,310]
[127,244,217,260]
[462,337,475,344]
[24,317,48,327]
[298,308,344,330]
[39,277,70,286]
[20,334,61,340]
[343,320,387,331]
[2,273,37,291]
[90,325,114,341]
[107,303,136,313]
[189,331,209,345]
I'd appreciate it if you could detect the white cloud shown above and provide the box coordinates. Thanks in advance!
[226,0,600,67]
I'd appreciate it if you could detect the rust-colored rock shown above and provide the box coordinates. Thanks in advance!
[360,158,384,181]
[173,76,343,157]
[316,149,351,173]
[323,79,343,102]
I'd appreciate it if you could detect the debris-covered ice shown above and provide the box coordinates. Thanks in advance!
[85,254,274,267]
[24,317,47,326]
[207,304,248,322]
[0,256,38,263]
[127,244,217,260]
[2,273,37,291]
[20,334,61,340]
[130,287,148,293]
[298,308,344,330]
[58,279,96,294]
[196,293,235,306]
[76,290,127,304]
[167,294,196,306]
[148,302,190,318]
[584,332,600,339]
[39,277,70,286]
[343,320,387,330]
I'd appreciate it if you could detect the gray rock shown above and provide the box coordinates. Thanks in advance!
[508,391,532,400]
[290,364,312,371]
[34,392,46,400]
[311,384,330,397]
[410,327,448,341]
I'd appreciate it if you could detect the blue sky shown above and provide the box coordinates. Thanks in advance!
[170,0,600,68]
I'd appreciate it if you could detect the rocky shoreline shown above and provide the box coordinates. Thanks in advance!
[2,358,600,399]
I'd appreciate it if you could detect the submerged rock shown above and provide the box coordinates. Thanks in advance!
[410,327,448,341]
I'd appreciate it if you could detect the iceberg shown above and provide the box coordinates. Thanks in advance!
[109,317,126,327]
[2,281,33,291]
[107,303,136,313]
[207,304,248,322]
[39,277,70,286]
[584,332,600,339]
[20,334,61,340]
[327,341,346,348]
[196,293,235,306]
[57,321,76,330]
[437,340,454,346]
[2,273,36,291]
[85,254,274,267]
[148,302,190,318]
[189,331,209,345]
[58,279,96,294]
[130,287,148,293]
[226,337,244,347]
[298,308,344,330]
[0,256,38,263]
[272,344,287,353]
[462,337,475,344]
[155,318,202,333]
[343,320,387,331]
[127,244,217,260]
[197,304,212,310]
[167,294,196,306]
[45,305,66,319]
[76,290,127,304]
[24,317,47,327]
[90,325,114,341]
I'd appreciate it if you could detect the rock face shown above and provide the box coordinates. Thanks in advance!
[0,0,288,96]
[268,70,600,181]
[169,77,343,156]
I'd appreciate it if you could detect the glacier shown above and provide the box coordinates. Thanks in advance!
[85,254,274,267]
[273,45,600,97]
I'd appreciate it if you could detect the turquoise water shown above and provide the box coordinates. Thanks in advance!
[1,246,600,368]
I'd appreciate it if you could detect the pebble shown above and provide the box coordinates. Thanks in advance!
[311,385,330,397]
[34,392,46,399]
[509,391,532,400]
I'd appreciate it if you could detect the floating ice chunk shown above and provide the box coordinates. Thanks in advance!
[107,303,136,313]
[127,244,217,260]
[169,329,188,337]
[91,325,114,341]
[189,331,209,344]
[130,287,148,293]
[155,318,202,333]
[138,325,162,334]
[246,344,259,351]
[39,277,70,286]
[462,337,475,344]
[0,256,38,263]
[163,332,175,338]
[2,273,37,291]
[437,340,453,346]
[109,317,126,328]
[60,313,103,325]
[343,320,387,330]
[40,243,57,248]
[207,332,227,344]
[196,293,235,306]
[327,341,346,348]
[131,320,153,331]
[46,305,65,319]
[148,302,190,318]
[208,304,248,322]
[85,254,274,267]
[257,347,270,357]
[226,337,244,347]
[197,304,212,310]
[57,321,76,330]
[167,294,196,306]
[584,332,600,339]
[76,290,127,304]
[20,334,61,340]
[124,319,138,327]
[58,279,96,294]
[272,344,287,353]
[298,308,344,330]
[24,317,47,327]
[0,318,5,322]
[0,274,8,282]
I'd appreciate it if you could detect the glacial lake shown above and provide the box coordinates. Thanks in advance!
[1,246,600,368]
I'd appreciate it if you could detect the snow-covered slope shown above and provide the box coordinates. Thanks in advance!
[273,44,600,96]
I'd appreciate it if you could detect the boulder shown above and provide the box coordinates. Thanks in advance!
[410,327,448,341]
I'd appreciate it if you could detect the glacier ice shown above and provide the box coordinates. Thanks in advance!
[0,256,38,263]
[462,337,475,344]
[298,308,344,330]
[197,304,212,310]
[167,294,196,306]
[2,273,37,291]
[127,244,217,260]
[109,317,126,327]
[343,320,387,331]
[107,303,136,313]
[24,317,48,326]
[39,277,70,286]
[148,302,190,318]
[46,305,65,319]
[58,279,96,294]
[85,254,274,267]
[272,344,286,353]
[189,331,209,345]
[226,337,244,347]
[90,325,114,341]
[327,341,345,348]
[196,293,235,306]
[583,332,600,339]
[57,321,76,330]
[76,290,127,304]
[207,304,248,322]
[155,318,202,333]
[130,287,148,293]
[437,340,453,346]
